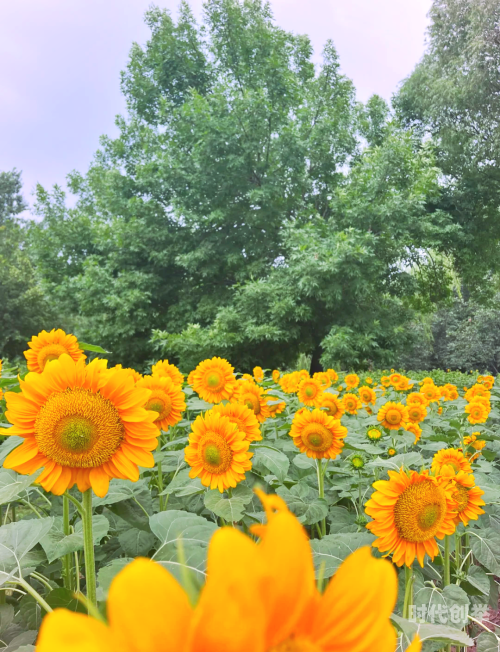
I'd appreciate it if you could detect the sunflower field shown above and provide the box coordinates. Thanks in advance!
[0,330,499,651]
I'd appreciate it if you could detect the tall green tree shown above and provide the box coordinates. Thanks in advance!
[0,170,53,359]
[32,0,359,365]
[395,0,500,290]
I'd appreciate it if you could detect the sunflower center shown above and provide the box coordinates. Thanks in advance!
[35,387,125,468]
[386,409,402,425]
[304,385,315,398]
[453,485,470,513]
[199,432,233,474]
[206,372,223,390]
[146,390,172,421]
[393,480,447,543]
[300,423,333,453]
[244,394,261,415]
[268,637,321,652]
[37,344,68,371]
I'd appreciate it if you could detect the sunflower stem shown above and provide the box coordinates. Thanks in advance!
[316,459,327,537]
[403,565,414,620]
[82,489,97,609]
[13,577,53,614]
[443,535,451,587]
[62,494,73,592]
[158,460,165,512]
[455,532,462,585]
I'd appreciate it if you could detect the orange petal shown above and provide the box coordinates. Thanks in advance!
[36,609,112,652]
[3,439,40,468]
[89,467,110,497]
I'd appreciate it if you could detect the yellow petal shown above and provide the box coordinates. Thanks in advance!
[36,609,112,652]
[108,557,192,652]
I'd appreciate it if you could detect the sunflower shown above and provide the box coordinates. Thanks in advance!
[389,373,402,386]
[280,372,301,394]
[377,402,409,431]
[320,393,345,419]
[395,377,413,391]
[365,469,457,567]
[184,411,252,492]
[438,466,485,526]
[136,375,186,431]
[405,422,422,444]
[289,408,347,459]
[36,491,417,652]
[350,454,366,470]
[253,366,264,383]
[313,371,332,390]
[234,380,270,423]
[465,400,489,424]
[367,427,383,441]
[420,383,440,403]
[3,355,160,497]
[407,392,428,407]
[406,403,427,424]
[381,375,391,387]
[24,329,86,374]
[464,432,486,451]
[211,402,262,443]
[482,379,494,390]
[272,369,281,383]
[113,365,143,383]
[443,383,459,400]
[342,393,362,415]
[298,369,310,381]
[297,378,324,407]
[266,394,286,417]
[387,447,397,457]
[344,373,360,389]
[431,448,472,475]
[190,357,236,404]
[326,368,339,383]
[465,384,491,402]
[358,386,376,405]
[151,360,184,386]
[421,376,435,385]
[365,376,373,385]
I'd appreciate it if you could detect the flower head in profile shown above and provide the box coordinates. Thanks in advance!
[137,375,186,431]
[24,329,86,373]
[184,411,252,492]
[37,491,417,652]
[4,355,159,497]
[366,469,457,567]
[431,448,472,476]
[272,369,281,383]
[405,422,422,444]
[438,466,485,526]
[234,380,271,423]
[279,371,301,394]
[289,408,347,459]
[151,360,184,386]
[326,368,339,383]
[320,392,344,419]
[253,366,264,383]
[191,357,236,404]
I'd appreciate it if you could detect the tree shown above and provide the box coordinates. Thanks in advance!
[395,0,500,291]
[0,170,53,359]
[32,0,359,366]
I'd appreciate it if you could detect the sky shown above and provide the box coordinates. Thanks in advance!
[0,0,432,208]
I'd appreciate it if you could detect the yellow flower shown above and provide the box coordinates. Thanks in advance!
[191,357,236,404]
[137,375,186,431]
[298,369,310,381]
[344,373,360,389]
[387,447,397,457]
[443,383,459,400]
[151,359,184,386]
[313,371,332,389]
[24,329,86,373]
[465,400,489,424]
[297,377,324,407]
[342,392,362,414]
[420,383,440,403]
[365,376,373,384]
[266,394,286,417]
[366,469,457,567]
[36,492,410,652]
[253,366,264,383]
[234,380,271,423]
[4,355,159,497]
[326,368,339,383]
[367,427,383,441]
[407,392,428,407]
[407,403,427,424]
[438,466,485,526]
[272,369,281,383]
[431,448,472,475]
[279,372,301,394]
[184,411,252,492]
[405,422,422,444]
[211,402,262,442]
[112,365,142,383]
[358,386,376,405]
[465,384,491,402]
[320,393,345,419]
[290,408,347,459]
[377,401,409,430]
[381,375,391,387]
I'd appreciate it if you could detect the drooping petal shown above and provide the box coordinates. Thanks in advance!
[36,609,112,652]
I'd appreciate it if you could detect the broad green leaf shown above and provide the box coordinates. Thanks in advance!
[366,452,423,470]
[162,468,204,497]
[252,446,289,482]
[327,506,357,533]
[45,587,86,614]
[413,583,469,629]
[276,483,328,525]
[0,517,53,583]
[118,529,156,557]
[310,532,375,578]
[391,614,473,646]
[204,488,250,522]
[187,398,213,411]
[0,437,24,465]
[40,515,109,563]
[476,632,500,652]
[467,565,490,595]
[469,529,500,575]
[150,510,217,582]
[78,342,110,354]
[0,470,42,505]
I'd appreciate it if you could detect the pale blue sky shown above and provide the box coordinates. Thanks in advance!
[0,0,431,206]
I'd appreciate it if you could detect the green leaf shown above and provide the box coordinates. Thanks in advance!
[0,517,54,583]
[476,632,500,652]
[366,452,423,470]
[252,446,289,482]
[204,490,249,522]
[467,565,490,595]
[78,342,110,354]
[150,510,217,582]
[413,583,469,629]
[391,614,473,646]
[0,437,24,465]
[97,558,134,601]
[276,483,328,525]
[327,506,357,533]
[40,515,109,563]
[470,528,500,575]
[45,587,86,614]
[118,529,156,557]
[0,470,42,505]
[310,532,375,578]
[162,468,204,497]
[187,398,213,411]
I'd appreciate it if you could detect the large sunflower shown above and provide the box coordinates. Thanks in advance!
[151,360,184,386]
[136,375,186,431]
[406,392,428,407]
[297,378,323,407]
[377,401,409,431]
[439,466,485,526]
[191,357,236,404]
[420,383,440,403]
[289,408,347,459]
[320,392,345,419]
[344,373,360,389]
[37,491,418,652]
[342,392,362,415]
[24,329,86,374]
[406,403,427,424]
[358,386,376,405]
[465,383,491,402]
[280,372,301,394]
[313,371,332,389]
[326,368,339,383]
[211,402,262,443]
[234,380,271,423]
[4,355,159,497]
[465,400,489,424]
[365,469,457,567]
[184,411,252,492]
[431,448,472,475]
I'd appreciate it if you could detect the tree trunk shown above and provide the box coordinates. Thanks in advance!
[310,345,323,374]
